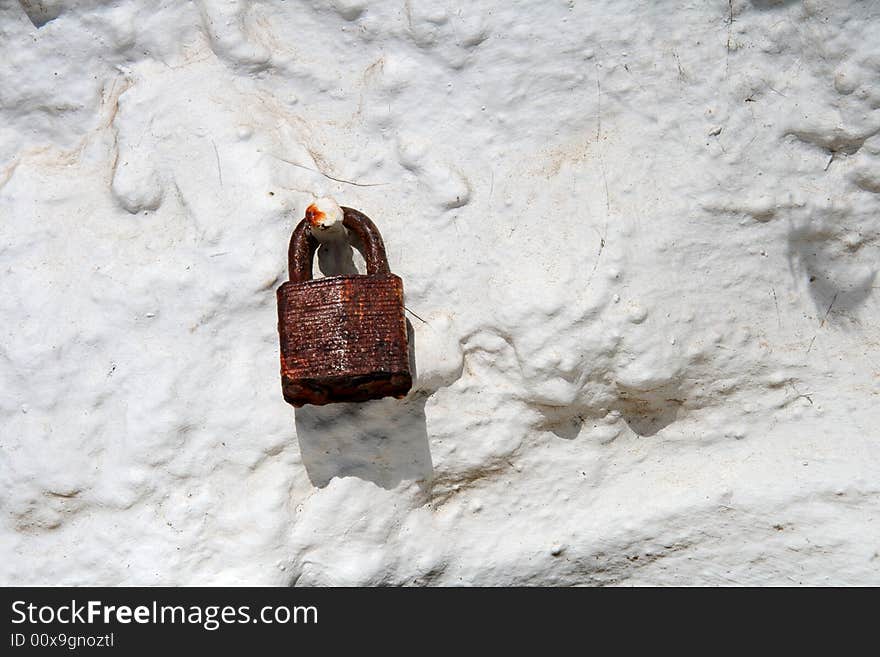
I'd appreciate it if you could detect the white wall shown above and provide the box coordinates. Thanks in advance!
[2,0,879,585]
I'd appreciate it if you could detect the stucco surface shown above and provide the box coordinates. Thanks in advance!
[1,0,879,585]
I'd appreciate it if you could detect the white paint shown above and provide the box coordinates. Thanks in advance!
[307,197,346,243]
[1,0,880,586]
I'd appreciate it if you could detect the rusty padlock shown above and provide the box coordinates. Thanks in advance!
[276,206,412,407]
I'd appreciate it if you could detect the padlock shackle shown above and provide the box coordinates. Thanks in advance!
[287,206,391,283]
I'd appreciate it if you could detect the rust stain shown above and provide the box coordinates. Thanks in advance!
[304,203,325,228]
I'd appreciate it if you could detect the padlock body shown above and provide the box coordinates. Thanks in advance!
[277,274,412,406]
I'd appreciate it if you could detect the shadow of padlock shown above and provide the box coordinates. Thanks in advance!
[277,207,413,407]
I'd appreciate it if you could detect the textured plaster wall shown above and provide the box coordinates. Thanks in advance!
[1,0,879,585]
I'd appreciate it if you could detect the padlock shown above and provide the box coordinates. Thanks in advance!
[276,206,412,407]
